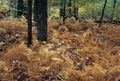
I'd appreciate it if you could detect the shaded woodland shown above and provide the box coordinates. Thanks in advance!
[0,0,120,81]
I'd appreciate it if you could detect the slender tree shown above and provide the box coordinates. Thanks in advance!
[60,0,64,17]
[34,0,39,21]
[63,0,66,24]
[27,0,32,47]
[99,0,107,27]
[36,0,48,41]
[73,0,78,20]
[17,0,24,17]
[68,0,72,17]
[111,0,117,22]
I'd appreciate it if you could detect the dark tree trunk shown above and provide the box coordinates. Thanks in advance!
[63,0,66,24]
[27,0,32,47]
[17,0,24,17]
[111,0,117,22]
[68,0,72,17]
[36,0,48,41]
[73,0,78,20]
[60,0,64,17]
[34,0,39,21]
[99,0,107,27]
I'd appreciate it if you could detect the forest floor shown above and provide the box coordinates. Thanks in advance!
[0,17,120,81]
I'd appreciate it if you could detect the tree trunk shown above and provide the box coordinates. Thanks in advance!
[73,0,78,20]
[17,0,24,18]
[68,0,72,17]
[36,0,48,41]
[60,0,64,17]
[63,0,66,24]
[27,0,32,47]
[34,0,39,21]
[111,0,117,22]
[99,0,107,27]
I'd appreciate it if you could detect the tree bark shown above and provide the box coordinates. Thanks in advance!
[60,0,64,17]
[36,0,48,41]
[73,0,78,20]
[68,0,72,17]
[17,0,24,18]
[63,0,66,24]
[27,0,32,47]
[111,0,117,22]
[34,0,39,21]
[99,0,107,27]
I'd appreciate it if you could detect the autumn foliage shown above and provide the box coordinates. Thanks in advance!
[0,18,120,81]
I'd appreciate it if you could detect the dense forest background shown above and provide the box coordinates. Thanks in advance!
[0,0,120,81]
[1,0,120,20]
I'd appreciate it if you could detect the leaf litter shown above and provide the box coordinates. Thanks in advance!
[0,18,120,81]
